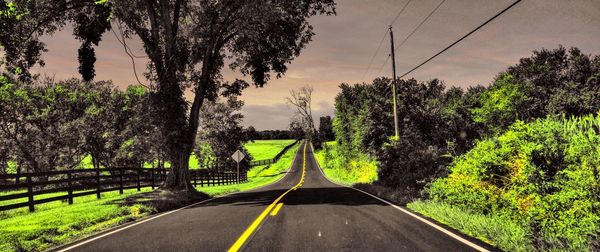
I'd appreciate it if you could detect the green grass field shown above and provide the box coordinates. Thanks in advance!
[0,188,154,251]
[244,139,296,160]
[198,141,300,196]
[0,141,300,251]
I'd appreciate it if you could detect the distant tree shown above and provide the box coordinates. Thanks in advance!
[245,126,259,141]
[286,85,321,147]
[196,94,250,172]
[2,0,336,192]
[318,116,334,141]
[289,116,306,140]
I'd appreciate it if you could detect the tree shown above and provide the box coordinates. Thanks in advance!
[289,115,306,140]
[0,77,88,173]
[472,46,600,135]
[195,93,250,171]
[1,0,336,192]
[318,115,334,141]
[245,126,259,141]
[286,85,320,147]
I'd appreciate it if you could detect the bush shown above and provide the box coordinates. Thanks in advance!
[428,115,600,250]
[316,141,377,185]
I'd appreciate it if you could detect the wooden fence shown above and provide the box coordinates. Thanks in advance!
[0,168,247,212]
[250,139,299,166]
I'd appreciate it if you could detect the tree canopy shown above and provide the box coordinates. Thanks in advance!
[0,0,336,191]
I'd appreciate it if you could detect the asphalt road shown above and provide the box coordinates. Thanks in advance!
[60,142,490,252]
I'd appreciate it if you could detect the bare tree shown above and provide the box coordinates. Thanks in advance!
[286,86,316,139]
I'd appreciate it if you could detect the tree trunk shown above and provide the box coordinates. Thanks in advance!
[163,144,194,191]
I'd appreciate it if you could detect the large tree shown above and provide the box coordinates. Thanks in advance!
[0,0,336,192]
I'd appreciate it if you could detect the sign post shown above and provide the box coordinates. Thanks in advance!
[231,150,245,184]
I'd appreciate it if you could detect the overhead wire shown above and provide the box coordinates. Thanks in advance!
[374,0,447,77]
[360,0,413,83]
[398,0,522,79]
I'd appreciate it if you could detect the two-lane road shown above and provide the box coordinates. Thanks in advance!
[60,142,489,251]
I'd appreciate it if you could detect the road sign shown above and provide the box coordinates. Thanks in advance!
[231,150,245,163]
[231,149,245,185]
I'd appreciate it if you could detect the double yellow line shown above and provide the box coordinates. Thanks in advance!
[227,142,307,252]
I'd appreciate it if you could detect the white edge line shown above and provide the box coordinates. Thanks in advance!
[59,141,303,251]
[309,143,490,252]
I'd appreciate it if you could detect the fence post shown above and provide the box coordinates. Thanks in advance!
[151,167,155,189]
[119,168,124,194]
[96,168,101,199]
[136,168,141,191]
[200,172,204,187]
[26,173,34,212]
[67,170,73,205]
[193,170,197,187]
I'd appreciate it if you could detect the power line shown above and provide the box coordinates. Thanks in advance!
[395,0,446,52]
[360,0,413,82]
[398,0,522,79]
[374,0,447,77]
[360,30,388,82]
[389,0,414,26]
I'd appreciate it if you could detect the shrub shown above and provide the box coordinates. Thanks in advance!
[428,115,600,250]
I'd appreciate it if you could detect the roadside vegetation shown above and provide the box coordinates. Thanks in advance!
[0,141,300,251]
[319,46,600,250]
[314,141,377,185]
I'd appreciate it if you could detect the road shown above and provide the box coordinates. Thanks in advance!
[60,142,490,252]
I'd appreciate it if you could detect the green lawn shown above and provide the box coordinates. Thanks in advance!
[75,139,296,170]
[0,188,154,252]
[244,139,296,160]
[0,141,301,251]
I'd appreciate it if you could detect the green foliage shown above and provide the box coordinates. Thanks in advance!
[314,141,377,185]
[474,46,600,135]
[195,96,251,171]
[0,77,165,173]
[471,73,531,132]
[428,115,600,250]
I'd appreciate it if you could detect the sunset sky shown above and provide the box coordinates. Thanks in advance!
[32,0,600,130]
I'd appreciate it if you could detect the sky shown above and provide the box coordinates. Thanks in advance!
[30,0,600,130]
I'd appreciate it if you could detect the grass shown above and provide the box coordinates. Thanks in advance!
[74,139,296,170]
[0,141,301,251]
[407,200,532,251]
[0,188,154,252]
[198,141,300,196]
[313,141,377,185]
[78,154,205,169]
[244,139,296,160]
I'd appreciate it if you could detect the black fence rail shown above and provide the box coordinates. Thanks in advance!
[249,139,300,167]
[0,168,247,212]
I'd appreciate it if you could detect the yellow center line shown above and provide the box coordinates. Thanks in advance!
[227,141,308,252]
[270,203,284,216]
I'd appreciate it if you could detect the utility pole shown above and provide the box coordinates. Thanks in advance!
[389,26,399,139]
